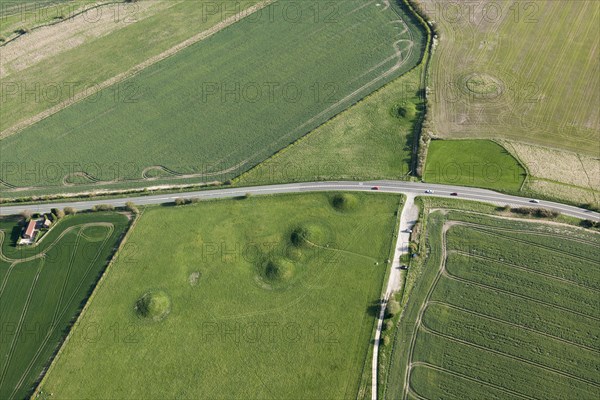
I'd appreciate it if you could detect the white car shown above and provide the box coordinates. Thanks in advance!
[405,229,413,233]
[425,190,434,194]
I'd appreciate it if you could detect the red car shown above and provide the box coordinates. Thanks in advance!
[371,186,380,190]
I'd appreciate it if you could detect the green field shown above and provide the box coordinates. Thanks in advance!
[0,0,262,132]
[385,208,600,399]
[239,66,424,185]
[423,140,526,192]
[1,0,426,191]
[421,0,599,154]
[38,193,402,399]
[0,212,129,400]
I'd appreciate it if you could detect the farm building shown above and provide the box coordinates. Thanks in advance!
[23,220,38,239]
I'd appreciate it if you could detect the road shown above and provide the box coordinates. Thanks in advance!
[2,179,598,400]
[371,194,419,399]
[2,180,599,221]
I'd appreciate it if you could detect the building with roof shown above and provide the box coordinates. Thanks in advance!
[23,220,38,240]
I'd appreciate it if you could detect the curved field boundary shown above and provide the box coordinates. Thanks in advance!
[453,219,600,247]
[0,0,277,140]
[8,225,114,400]
[408,362,534,400]
[452,250,600,293]
[441,256,600,323]
[426,301,599,354]
[29,214,133,400]
[0,259,44,391]
[400,215,600,400]
[419,319,600,388]
[464,225,600,265]
[0,222,114,263]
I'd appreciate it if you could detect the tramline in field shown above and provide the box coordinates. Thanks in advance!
[0,0,426,191]
[386,209,600,400]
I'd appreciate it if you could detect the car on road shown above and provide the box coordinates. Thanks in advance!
[399,265,409,270]
[371,186,380,190]
[450,192,458,196]
[405,229,413,233]
[425,189,434,194]
[530,199,540,203]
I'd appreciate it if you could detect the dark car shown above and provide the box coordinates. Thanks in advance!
[450,192,458,196]
[399,265,409,270]
[371,186,380,190]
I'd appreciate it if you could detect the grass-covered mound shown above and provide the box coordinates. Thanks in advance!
[289,222,331,248]
[331,193,359,212]
[39,193,402,399]
[262,258,295,284]
[392,102,417,120]
[134,290,171,322]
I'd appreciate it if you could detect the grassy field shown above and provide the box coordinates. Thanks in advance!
[421,0,599,155]
[423,140,526,192]
[0,212,129,400]
[239,66,424,185]
[1,0,425,191]
[38,192,402,399]
[0,0,262,131]
[385,208,600,399]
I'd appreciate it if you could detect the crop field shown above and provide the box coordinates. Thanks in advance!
[37,193,401,399]
[501,140,600,206]
[0,0,100,37]
[421,0,599,154]
[0,0,426,191]
[0,0,263,132]
[385,209,600,399]
[0,212,129,400]
[423,140,526,192]
[239,66,424,185]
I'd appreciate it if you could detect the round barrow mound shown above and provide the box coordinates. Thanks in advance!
[463,73,504,98]
[391,102,417,120]
[290,223,331,248]
[263,258,295,283]
[134,290,171,322]
[331,193,359,212]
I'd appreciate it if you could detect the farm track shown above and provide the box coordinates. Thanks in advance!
[0,223,114,263]
[4,224,114,400]
[409,362,535,400]
[419,321,600,388]
[452,250,600,293]
[464,225,600,265]
[441,262,600,323]
[0,0,277,140]
[0,259,44,391]
[453,221,600,247]
[402,217,600,400]
[401,221,451,400]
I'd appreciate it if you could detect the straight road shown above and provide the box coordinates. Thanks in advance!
[2,181,599,221]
